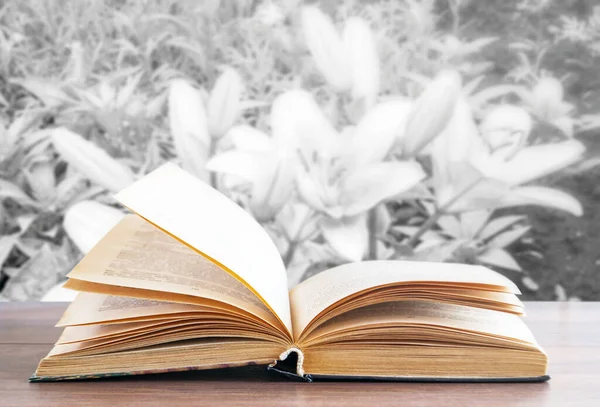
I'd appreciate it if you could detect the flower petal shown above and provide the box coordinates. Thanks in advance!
[476,140,585,186]
[228,125,273,152]
[321,214,367,262]
[532,77,564,120]
[301,6,351,91]
[430,99,480,203]
[250,158,295,221]
[480,104,532,159]
[207,67,244,138]
[343,17,379,107]
[270,90,338,156]
[477,248,521,271]
[499,186,583,216]
[341,161,426,216]
[403,70,462,157]
[351,99,412,166]
[206,150,268,183]
[295,165,327,213]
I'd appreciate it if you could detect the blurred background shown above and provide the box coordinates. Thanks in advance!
[1,0,599,302]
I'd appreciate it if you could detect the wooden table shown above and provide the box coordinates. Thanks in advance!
[1,302,599,407]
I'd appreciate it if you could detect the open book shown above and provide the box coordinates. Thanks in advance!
[32,164,548,382]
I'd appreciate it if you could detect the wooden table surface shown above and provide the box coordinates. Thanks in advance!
[1,302,599,407]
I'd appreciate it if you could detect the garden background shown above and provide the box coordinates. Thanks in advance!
[1,0,600,302]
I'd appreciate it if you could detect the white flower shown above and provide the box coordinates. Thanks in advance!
[301,6,380,106]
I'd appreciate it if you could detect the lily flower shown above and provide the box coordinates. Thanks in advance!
[432,98,585,216]
[205,124,295,222]
[301,6,379,107]
[523,76,575,137]
[208,89,425,261]
[168,67,245,182]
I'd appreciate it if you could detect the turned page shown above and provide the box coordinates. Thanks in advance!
[65,215,282,331]
[114,163,292,335]
[289,261,520,340]
[57,292,203,327]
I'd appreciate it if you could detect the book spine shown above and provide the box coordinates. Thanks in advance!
[278,347,305,377]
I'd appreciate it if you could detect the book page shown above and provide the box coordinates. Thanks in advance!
[57,292,205,327]
[290,260,520,339]
[115,163,292,335]
[305,300,538,347]
[66,215,284,332]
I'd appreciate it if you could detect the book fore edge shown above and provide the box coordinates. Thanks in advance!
[278,347,305,377]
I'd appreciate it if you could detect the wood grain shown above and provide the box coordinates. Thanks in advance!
[1,302,599,407]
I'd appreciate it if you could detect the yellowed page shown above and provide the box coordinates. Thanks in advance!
[304,300,538,347]
[114,163,292,335]
[290,260,520,340]
[57,292,206,327]
[58,319,176,344]
[66,215,283,332]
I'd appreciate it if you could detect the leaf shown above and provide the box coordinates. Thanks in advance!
[321,214,367,262]
[486,225,530,249]
[165,37,207,70]
[469,84,528,108]
[373,204,392,237]
[16,78,72,107]
[500,186,583,216]
[1,245,62,301]
[351,99,412,166]
[522,276,540,291]
[478,215,526,240]
[208,67,244,138]
[437,215,462,238]
[477,248,521,271]
[168,79,210,181]
[0,179,39,207]
[459,210,492,239]
[0,233,19,268]
[341,161,425,216]
[392,226,444,242]
[51,129,135,193]
[115,71,143,108]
